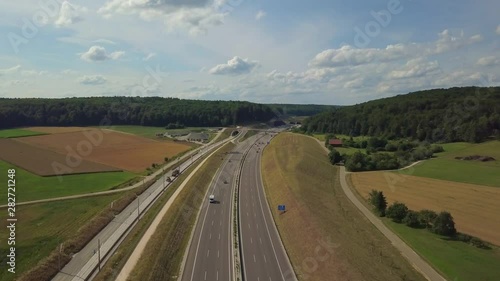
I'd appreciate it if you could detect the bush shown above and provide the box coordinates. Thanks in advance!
[385,143,398,152]
[418,209,437,229]
[328,149,342,165]
[470,237,490,249]
[368,190,387,217]
[431,145,445,153]
[403,210,421,228]
[386,202,409,223]
[432,211,457,236]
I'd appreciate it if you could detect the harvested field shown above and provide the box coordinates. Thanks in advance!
[16,129,192,173]
[25,126,89,134]
[349,172,500,245]
[261,133,425,281]
[0,139,120,176]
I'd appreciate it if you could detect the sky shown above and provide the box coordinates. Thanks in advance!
[0,0,499,105]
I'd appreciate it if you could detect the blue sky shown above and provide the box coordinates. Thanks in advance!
[0,0,498,105]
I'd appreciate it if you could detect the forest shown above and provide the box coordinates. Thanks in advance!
[265,103,339,117]
[0,97,277,129]
[302,87,500,143]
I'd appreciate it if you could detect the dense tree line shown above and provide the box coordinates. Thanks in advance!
[302,87,500,143]
[0,97,277,128]
[266,103,339,117]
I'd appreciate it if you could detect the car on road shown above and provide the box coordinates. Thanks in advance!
[209,194,215,203]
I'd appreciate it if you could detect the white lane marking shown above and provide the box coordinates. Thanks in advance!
[248,223,251,229]
[207,250,210,257]
[214,210,216,214]
[264,254,267,263]
[219,233,221,240]
[217,270,219,281]
[254,255,256,263]
[220,220,222,226]
[250,237,253,244]
[246,212,249,217]
[212,220,214,226]
[256,223,259,229]
[260,237,262,244]
[209,233,212,240]
[204,271,207,280]
[218,250,220,258]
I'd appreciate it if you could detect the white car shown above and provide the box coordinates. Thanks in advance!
[209,195,215,203]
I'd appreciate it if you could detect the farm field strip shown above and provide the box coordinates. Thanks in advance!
[350,171,500,246]
[0,138,121,176]
[15,129,192,173]
[0,128,46,138]
[0,159,135,202]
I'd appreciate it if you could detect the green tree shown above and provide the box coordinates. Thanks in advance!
[432,211,457,236]
[328,149,342,165]
[403,210,421,228]
[386,202,409,223]
[368,190,387,217]
[418,209,437,229]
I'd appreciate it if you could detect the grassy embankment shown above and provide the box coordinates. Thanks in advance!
[261,133,425,281]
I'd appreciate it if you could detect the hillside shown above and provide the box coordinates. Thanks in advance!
[265,103,339,117]
[302,87,500,143]
[0,97,275,128]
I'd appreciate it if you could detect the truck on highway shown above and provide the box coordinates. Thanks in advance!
[172,168,180,177]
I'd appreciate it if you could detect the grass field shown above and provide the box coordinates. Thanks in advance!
[0,194,123,281]
[128,142,235,280]
[25,127,89,134]
[0,160,136,202]
[385,220,500,281]
[399,141,500,186]
[349,171,500,245]
[261,133,425,281]
[213,128,233,143]
[0,128,45,138]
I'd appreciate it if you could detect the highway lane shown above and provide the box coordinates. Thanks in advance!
[181,132,257,281]
[52,137,231,281]
[239,133,296,281]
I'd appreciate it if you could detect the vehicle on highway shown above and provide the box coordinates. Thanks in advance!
[172,168,180,177]
[209,194,215,203]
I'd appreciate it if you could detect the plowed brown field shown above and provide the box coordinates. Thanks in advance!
[15,129,192,173]
[349,171,500,245]
[0,139,120,176]
[25,127,89,134]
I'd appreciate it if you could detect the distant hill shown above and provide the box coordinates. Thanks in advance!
[0,97,276,129]
[265,104,339,117]
[302,87,500,143]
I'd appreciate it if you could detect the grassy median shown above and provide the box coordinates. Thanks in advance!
[126,142,235,280]
[261,133,425,281]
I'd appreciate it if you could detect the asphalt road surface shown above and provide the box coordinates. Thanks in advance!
[239,133,296,281]
[181,133,257,281]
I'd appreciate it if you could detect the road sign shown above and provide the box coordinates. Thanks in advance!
[278,205,286,211]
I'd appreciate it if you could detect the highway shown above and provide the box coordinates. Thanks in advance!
[180,132,257,281]
[52,135,232,281]
[239,132,296,281]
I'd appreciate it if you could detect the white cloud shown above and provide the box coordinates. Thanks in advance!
[255,10,266,20]
[94,39,117,45]
[209,56,259,75]
[0,65,21,76]
[496,25,500,35]
[143,53,156,61]
[78,75,107,85]
[309,30,482,68]
[476,56,500,66]
[388,58,440,79]
[80,46,125,62]
[55,1,88,27]
[98,0,225,35]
